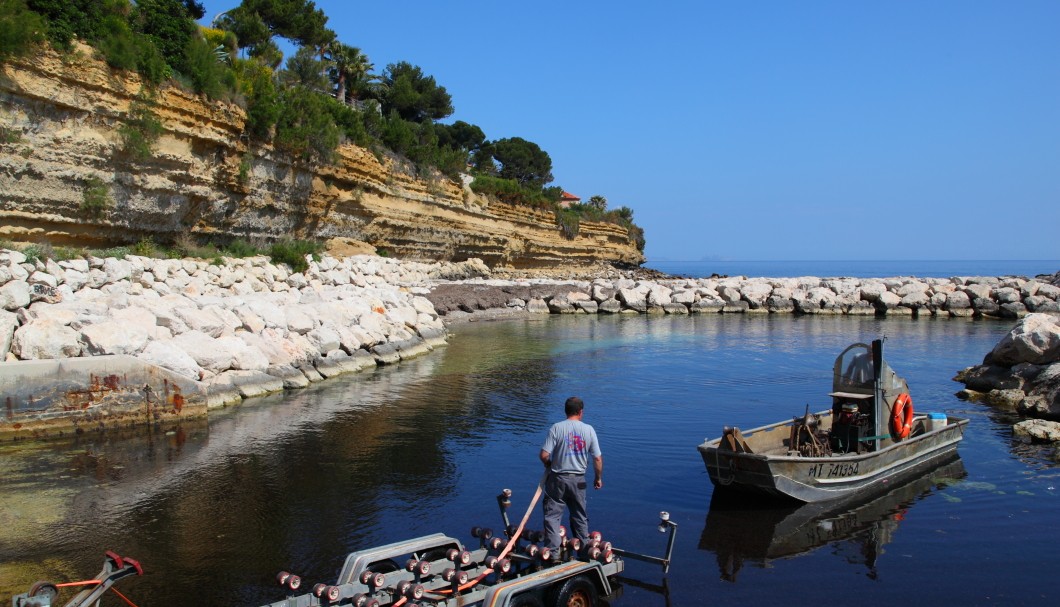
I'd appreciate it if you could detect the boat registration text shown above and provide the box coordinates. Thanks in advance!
[807,462,859,478]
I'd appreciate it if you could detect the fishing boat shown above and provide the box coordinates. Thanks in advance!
[697,339,968,502]
[698,456,966,581]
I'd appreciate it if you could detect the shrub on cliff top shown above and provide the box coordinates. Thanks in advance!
[0,0,46,61]
[274,86,340,163]
[470,175,559,210]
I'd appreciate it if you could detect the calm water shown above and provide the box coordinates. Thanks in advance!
[646,259,1060,279]
[1,315,1057,606]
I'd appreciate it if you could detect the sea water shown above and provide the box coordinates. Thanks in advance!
[646,259,1060,279]
[0,314,1056,606]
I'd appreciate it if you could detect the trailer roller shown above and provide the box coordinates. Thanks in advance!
[247,485,678,607]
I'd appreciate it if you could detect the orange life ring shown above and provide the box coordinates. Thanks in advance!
[891,393,914,439]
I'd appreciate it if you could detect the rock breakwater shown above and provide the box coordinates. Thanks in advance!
[426,273,1060,320]
[0,249,491,410]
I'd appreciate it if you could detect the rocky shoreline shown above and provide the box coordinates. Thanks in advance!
[0,249,483,409]
[955,313,1060,456]
[427,270,1060,321]
[2,248,1058,414]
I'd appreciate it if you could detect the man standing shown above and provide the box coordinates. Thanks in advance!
[539,396,603,550]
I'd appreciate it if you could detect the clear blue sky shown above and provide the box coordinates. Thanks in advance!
[202,1,1059,262]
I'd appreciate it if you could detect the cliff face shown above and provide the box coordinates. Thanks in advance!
[0,47,644,268]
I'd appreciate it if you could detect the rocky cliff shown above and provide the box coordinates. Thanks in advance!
[0,46,643,268]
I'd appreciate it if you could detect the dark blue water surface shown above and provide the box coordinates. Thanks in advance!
[1,315,1056,606]
[646,259,1060,279]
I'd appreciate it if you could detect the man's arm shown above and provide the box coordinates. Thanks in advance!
[540,449,551,469]
[593,455,603,489]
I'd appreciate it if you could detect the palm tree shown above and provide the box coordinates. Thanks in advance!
[327,43,373,106]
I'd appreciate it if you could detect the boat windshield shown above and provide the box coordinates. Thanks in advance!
[834,344,874,392]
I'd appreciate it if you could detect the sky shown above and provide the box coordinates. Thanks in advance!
[201,1,1060,262]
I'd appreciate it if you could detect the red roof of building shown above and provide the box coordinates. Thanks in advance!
[560,191,580,201]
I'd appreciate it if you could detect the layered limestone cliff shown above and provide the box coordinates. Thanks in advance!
[0,47,644,268]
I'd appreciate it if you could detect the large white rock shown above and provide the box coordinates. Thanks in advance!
[285,305,316,334]
[12,318,82,359]
[175,306,226,337]
[876,291,902,309]
[102,258,132,283]
[171,330,236,372]
[80,320,151,355]
[739,282,773,308]
[1012,419,1060,444]
[0,309,17,356]
[990,313,1060,366]
[138,340,202,379]
[217,335,270,371]
[946,291,972,309]
[994,287,1022,304]
[307,326,341,354]
[896,281,928,297]
[0,280,30,311]
[646,285,674,307]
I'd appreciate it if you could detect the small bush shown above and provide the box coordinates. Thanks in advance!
[81,176,111,217]
[119,95,163,161]
[223,238,262,258]
[269,239,322,273]
[555,208,581,240]
[0,127,23,144]
[21,242,55,263]
[131,237,159,257]
[237,155,251,184]
[470,175,557,209]
[97,245,131,259]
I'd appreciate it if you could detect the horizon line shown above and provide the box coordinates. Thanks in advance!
[645,258,1060,263]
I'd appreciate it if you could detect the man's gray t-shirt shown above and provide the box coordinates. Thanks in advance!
[542,419,602,475]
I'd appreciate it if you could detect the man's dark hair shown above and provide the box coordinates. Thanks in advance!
[564,396,584,417]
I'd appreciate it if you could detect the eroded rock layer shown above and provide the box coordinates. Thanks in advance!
[0,47,643,268]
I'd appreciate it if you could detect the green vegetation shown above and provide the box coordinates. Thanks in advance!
[0,126,23,144]
[555,208,580,240]
[470,175,561,210]
[237,155,251,183]
[2,235,324,272]
[119,94,163,160]
[81,176,111,217]
[268,239,322,272]
[0,0,45,61]
[1,0,644,253]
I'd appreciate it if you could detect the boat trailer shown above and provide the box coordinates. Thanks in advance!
[10,551,143,607]
[260,487,677,607]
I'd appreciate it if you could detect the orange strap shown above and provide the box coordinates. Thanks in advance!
[109,586,142,607]
[430,470,548,596]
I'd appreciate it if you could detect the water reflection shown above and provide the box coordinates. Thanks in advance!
[1,314,1034,607]
[698,457,967,582]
